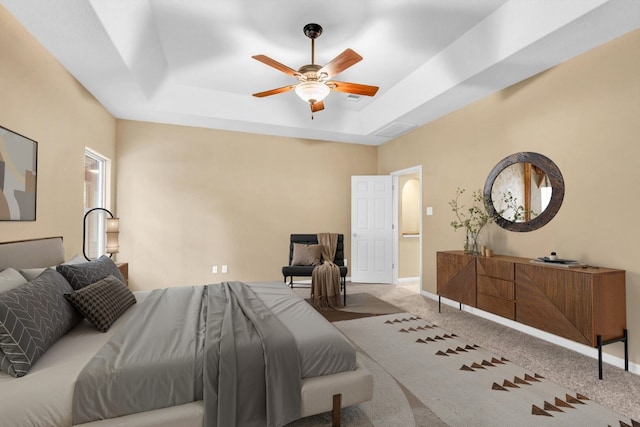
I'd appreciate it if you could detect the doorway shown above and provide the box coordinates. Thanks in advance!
[392,166,422,292]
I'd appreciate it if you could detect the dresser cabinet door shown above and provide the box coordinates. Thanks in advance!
[515,264,593,346]
[437,252,476,307]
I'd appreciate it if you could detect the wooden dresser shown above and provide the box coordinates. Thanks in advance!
[437,251,628,378]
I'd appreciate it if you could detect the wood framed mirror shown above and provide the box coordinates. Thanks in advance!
[483,152,564,232]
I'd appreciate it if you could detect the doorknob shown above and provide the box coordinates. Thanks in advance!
[352,233,358,237]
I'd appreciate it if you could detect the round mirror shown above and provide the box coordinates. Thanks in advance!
[483,152,564,232]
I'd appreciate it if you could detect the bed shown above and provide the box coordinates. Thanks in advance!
[0,237,373,427]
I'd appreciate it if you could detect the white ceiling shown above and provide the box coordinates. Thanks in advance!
[2,0,640,145]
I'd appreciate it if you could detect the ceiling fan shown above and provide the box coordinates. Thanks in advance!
[252,23,379,117]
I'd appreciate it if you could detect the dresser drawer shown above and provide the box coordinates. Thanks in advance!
[477,276,514,300]
[477,257,514,280]
[477,293,515,320]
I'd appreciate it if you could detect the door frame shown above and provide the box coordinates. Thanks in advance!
[391,165,423,287]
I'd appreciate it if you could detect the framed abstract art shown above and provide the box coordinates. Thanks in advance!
[0,125,38,221]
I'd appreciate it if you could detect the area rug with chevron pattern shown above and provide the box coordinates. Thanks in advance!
[333,313,638,427]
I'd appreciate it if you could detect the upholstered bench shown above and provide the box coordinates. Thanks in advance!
[282,234,348,306]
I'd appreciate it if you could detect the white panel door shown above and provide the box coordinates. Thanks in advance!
[351,175,393,283]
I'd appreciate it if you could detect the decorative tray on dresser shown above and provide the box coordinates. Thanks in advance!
[436,251,627,379]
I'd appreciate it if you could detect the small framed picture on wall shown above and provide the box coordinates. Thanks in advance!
[0,125,38,221]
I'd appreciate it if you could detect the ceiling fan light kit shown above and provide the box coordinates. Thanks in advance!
[252,23,379,117]
[295,81,330,104]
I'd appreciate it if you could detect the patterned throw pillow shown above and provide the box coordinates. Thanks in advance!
[56,255,125,290]
[65,275,136,333]
[0,269,82,377]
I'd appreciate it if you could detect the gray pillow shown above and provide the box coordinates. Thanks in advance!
[65,275,136,332]
[56,255,125,290]
[0,268,27,293]
[291,243,322,266]
[0,269,82,377]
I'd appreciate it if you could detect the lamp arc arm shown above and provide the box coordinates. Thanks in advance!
[82,207,115,261]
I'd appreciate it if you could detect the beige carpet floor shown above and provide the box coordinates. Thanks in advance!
[351,282,640,421]
[340,313,634,426]
[290,282,640,425]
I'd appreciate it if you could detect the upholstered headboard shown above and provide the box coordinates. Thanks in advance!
[0,237,65,271]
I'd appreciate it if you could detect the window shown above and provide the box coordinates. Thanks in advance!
[84,149,110,259]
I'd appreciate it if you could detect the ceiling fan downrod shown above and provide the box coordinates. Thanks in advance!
[303,23,323,65]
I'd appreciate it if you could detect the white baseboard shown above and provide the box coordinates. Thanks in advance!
[420,290,638,376]
[397,276,420,284]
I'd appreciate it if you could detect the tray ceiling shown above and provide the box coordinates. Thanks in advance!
[2,0,639,145]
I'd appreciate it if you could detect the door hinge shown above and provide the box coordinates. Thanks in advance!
[392,224,395,229]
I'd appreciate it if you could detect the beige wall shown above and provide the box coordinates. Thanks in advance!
[0,6,116,257]
[116,120,377,289]
[378,29,640,364]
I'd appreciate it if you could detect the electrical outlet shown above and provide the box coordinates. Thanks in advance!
[222,265,228,273]
[212,266,218,274]
[344,259,348,267]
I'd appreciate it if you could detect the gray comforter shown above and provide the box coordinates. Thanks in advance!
[73,282,302,427]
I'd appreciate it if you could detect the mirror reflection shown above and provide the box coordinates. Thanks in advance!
[491,163,552,222]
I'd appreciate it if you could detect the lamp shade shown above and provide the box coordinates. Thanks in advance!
[106,218,119,233]
[295,81,330,104]
[105,231,119,254]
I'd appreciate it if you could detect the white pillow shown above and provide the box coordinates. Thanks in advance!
[19,255,87,282]
[0,268,28,293]
[65,254,89,265]
[19,268,48,282]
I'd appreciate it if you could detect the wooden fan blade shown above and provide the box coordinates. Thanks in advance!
[318,48,362,79]
[329,81,379,97]
[252,55,299,77]
[252,85,296,98]
[311,100,325,112]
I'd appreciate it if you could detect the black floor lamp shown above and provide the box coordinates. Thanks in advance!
[83,207,119,261]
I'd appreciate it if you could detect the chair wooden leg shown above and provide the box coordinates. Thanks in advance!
[332,394,342,427]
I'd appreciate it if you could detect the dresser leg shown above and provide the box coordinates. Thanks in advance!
[597,335,603,380]
[597,331,628,379]
[624,329,629,372]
